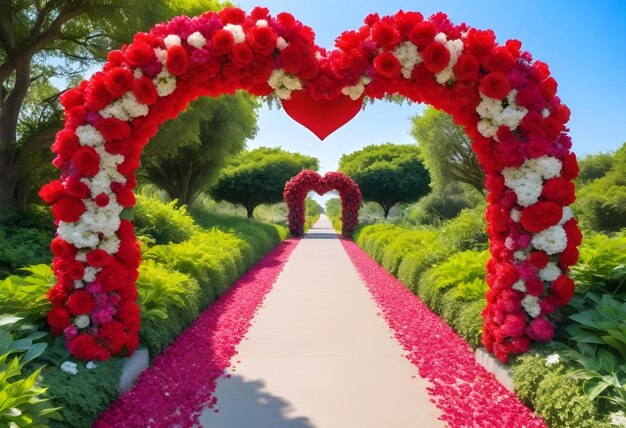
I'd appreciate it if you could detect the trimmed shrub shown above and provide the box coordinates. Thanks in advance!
[134,195,197,245]
[453,299,485,349]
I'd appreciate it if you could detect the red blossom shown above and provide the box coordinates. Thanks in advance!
[132,77,159,105]
[371,21,400,49]
[51,195,86,222]
[247,26,277,56]
[479,71,511,99]
[166,45,189,76]
[72,146,100,176]
[47,306,71,331]
[124,41,155,68]
[104,67,134,97]
[422,42,451,73]
[373,51,401,78]
[520,201,563,232]
[408,20,436,46]
[67,290,95,315]
[39,180,65,204]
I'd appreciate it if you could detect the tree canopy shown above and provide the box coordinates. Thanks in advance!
[411,107,485,194]
[211,147,319,218]
[138,93,259,207]
[0,0,224,210]
[338,143,430,218]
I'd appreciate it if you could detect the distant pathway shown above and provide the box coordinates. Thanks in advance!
[200,217,443,427]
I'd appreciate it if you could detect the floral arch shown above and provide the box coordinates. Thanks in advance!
[284,170,361,237]
[39,7,581,363]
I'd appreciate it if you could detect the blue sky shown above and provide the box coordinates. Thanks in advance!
[233,1,626,202]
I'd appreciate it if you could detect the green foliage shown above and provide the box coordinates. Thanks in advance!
[577,152,615,184]
[0,265,54,324]
[403,182,481,226]
[0,316,60,428]
[512,353,611,428]
[303,198,322,233]
[134,194,198,245]
[452,299,486,349]
[325,198,341,221]
[211,147,319,218]
[437,204,488,252]
[571,232,626,295]
[565,293,626,361]
[411,107,485,194]
[42,359,121,428]
[380,229,441,276]
[139,94,259,207]
[339,143,430,218]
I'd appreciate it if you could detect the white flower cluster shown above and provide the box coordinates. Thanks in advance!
[163,34,181,48]
[186,31,207,49]
[256,19,268,28]
[539,262,562,282]
[477,90,528,138]
[75,315,90,329]
[60,361,78,375]
[502,156,562,207]
[276,37,288,51]
[545,353,560,366]
[154,69,177,97]
[521,295,541,318]
[532,225,567,255]
[75,125,104,147]
[268,69,302,99]
[100,93,149,120]
[393,41,422,79]
[512,279,526,292]
[433,33,463,84]
[223,24,245,44]
[341,76,371,100]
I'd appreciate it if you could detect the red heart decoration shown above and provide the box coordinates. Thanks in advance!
[281,90,365,140]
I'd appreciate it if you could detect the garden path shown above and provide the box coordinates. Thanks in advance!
[199,216,443,428]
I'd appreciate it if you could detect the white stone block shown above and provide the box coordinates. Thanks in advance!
[119,347,150,392]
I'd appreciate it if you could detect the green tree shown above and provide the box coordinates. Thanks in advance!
[411,107,485,194]
[573,143,626,233]
[339,143,430,218]
[576,151,616,185]
[211,147,319,218]
[0,0,223,210]
[138,93,258,207]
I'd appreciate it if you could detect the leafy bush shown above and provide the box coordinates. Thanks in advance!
[0,316,60,428]
[134,194,198,245]
[380,229,440,276]
[512,352,611,428]
[402,182,480,227]
[571,232,626,296]
[0,265,53,324]
[0,227,52,279]
[396,243,448,293]
[452,299,485,349]
[437,204,488,252]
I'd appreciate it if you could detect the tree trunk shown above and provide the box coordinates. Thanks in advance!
[382,203,393,219]
[0,169,17,211]
[245,205,255,218]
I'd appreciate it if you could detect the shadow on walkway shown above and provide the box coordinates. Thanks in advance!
[201,375,315,428]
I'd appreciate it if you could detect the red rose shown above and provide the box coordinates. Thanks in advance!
[247,26,277,56]
[373,51,401,78]
[72,146,100,177]
[39,180,65,204]
[552,275,575,306]
[67,290,95,315]
[502,313,526,338]
[115,188,136,208]
[543,116,565,140]
[479,71,511,99]
[51,195,86,222]
[131,77,158,105]
[118,219,136,242]
[118,281,139,300]
[69,334,110,361]
[94,193,110,207]
[65,261,85,280]
[50,237,76,258]
[52,130,80,160]
[466,29,496,57]
[527,316,554,341]
[561,153,579,180]
[520,110,543,134]
[559,245,579,267]
[86,249,112,268]
[166,45,189,76]
[47,306,71,331]
[59,87,84,108]
[495,261,520,289]
[453,54,480,81]
[117,300,141,331]
[218,7,246,24]
[97,261,128,292]
[84,78,113,111]
[124,41,155,68]
[486,46,515,72]
[107,49,124,68]
[509,336,531,354]
[298,54,320,81]
[228,43,254,68]
[409,21,436,47]
[371,21,400,49]
[212,29,234,53]
[279,44,303,74]
[422,42,451,73]
[562,219,583,246]
[64,177,90,199]
[521,201,563,233]
[541,77,558,101]
[542,177,575,205]
[103,67,133,98]
[528,251,549,269]
[553,104,571,124]
[525,277,545,297]
[95,117,131,142]
[125,333,140,355]
[98,320,127,354]
[47,284,70,306]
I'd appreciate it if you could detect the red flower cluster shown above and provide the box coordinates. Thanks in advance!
[43,6,579,362]
[283,170,361,237]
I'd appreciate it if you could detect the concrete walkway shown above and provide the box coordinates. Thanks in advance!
[199,216,443,428]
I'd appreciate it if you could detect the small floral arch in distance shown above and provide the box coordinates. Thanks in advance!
[39,6,581,363]
[284,170,361,237]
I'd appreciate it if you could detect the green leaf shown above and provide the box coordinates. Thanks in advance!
[22,343,47,365]
[0,316,23,327]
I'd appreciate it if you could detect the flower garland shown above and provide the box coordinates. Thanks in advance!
[283,170,361,237]
[41,6,579,362]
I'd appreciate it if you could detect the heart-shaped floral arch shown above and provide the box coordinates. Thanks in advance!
[39,6,581,363]
[284,170,361,237]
